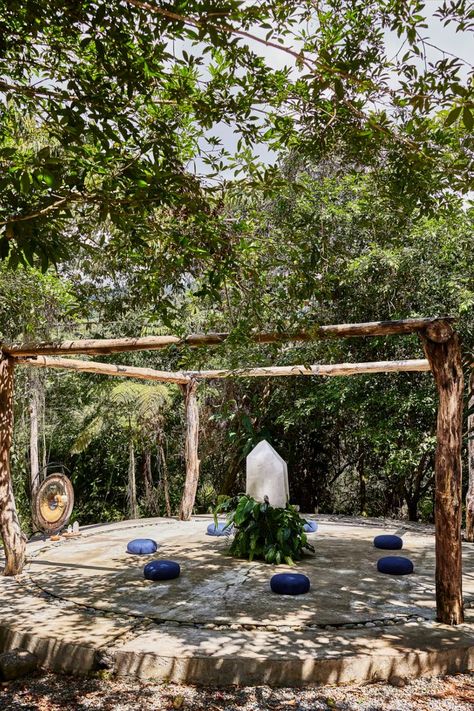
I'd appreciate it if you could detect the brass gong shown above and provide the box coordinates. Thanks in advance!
[34,473,74,533]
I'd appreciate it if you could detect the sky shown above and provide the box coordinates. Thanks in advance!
[191,3,473,176]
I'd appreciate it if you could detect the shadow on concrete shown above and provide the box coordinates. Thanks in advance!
[1,516,473,686]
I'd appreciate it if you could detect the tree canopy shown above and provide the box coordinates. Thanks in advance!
[1,1,473,304]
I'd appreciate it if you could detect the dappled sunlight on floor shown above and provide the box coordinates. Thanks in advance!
[1,516,472,686]
[25,516,474,627]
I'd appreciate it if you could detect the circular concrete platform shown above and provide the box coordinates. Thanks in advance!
[26,516,474,628]
[1,515,472,686]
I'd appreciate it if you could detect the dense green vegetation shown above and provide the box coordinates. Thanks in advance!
[3,164,473,534]
[1,2,473,536]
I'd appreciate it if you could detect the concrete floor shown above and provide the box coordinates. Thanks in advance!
[1,515,473,685]
[25,516,474,626]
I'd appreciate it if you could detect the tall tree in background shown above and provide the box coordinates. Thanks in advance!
[0,1,472,314]
[28,369,40,509]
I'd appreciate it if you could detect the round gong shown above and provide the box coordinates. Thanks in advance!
[34,474,74,533]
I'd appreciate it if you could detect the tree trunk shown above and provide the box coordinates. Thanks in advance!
[28,370,40,513]
[0,356,26,575]
[143,449,160,516]
[466,371,474,542]
[358,451,366,515]
[421,324,464,625]
[179,380,200,521]
[143,450,153,502]
[41,384,47,472]
[220,455,243,496]
[127,439,138,519]
[159,443,172,517]
[404,451,431,522]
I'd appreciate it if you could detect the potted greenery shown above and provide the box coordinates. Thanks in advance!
[214,494,314,565]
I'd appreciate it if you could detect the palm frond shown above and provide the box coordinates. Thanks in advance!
[71,415,105,454]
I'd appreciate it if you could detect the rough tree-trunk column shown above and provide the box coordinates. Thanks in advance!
[0,355,26,575]
[421,321,464,625]
[28,370,40,519]
[466,370,474,542]
[179,379,200,521]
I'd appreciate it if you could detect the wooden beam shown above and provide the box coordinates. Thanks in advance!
[4,317,454,357]
[466,371,474,542]
[19,355,432,381]
[420,326,464,625]
[179,380,200,521]
[190,359,432,379]
[0,356,26,575]
[17,355,191,384]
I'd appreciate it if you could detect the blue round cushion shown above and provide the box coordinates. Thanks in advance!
[207,522,232,537]
[270,573,310,595]
[377,556,414,575]
[374,534,403,550]
[303,520,318,533]
[126,538,158,555]
[144,560,180,581]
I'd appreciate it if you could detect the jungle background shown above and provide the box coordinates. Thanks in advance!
[0,1,473,534]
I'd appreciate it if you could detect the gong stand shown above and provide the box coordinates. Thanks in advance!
[33,473,74,535]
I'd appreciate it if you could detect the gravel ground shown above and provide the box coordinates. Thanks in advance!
[1,672,474,711]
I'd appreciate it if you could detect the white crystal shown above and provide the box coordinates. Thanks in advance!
[72,521,79,533]
[246,440,289,509]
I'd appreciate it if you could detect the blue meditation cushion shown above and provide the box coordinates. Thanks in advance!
[144,560,180,581]
[374,534,403,550]
[377,556,414,575]
[126,538,158,555]
[303,520,318,533]
[270,573,310,596]
[207,522,233,537]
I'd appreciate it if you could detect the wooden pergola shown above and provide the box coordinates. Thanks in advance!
[0,317,466,625]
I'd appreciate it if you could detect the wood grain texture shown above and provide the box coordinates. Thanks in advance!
[18,356,191,384]
[5,317,453,356]
[179,380,200,522]
[421,330,464,625]
[0,357,26,575]
[466,371,474,542]
[190,359,431,379]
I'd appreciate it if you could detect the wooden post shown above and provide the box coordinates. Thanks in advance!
[466,370,474,542]
[421,322,464,625]
[0,355,26,575]
[179,379,200,521]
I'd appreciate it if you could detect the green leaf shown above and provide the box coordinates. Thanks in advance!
[462,107,473,130]
[444,106,462,126]
[37,169,56,187]
[334,78,344,100]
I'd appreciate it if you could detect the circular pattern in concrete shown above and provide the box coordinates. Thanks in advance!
[26,516,474,629]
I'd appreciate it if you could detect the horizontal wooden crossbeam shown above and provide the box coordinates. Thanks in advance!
[17,356,191,384]
[18,355,432,381]
[188,359,432,379]
[4,317,453,357]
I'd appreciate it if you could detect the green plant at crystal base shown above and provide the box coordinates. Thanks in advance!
[214,494,314,565]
